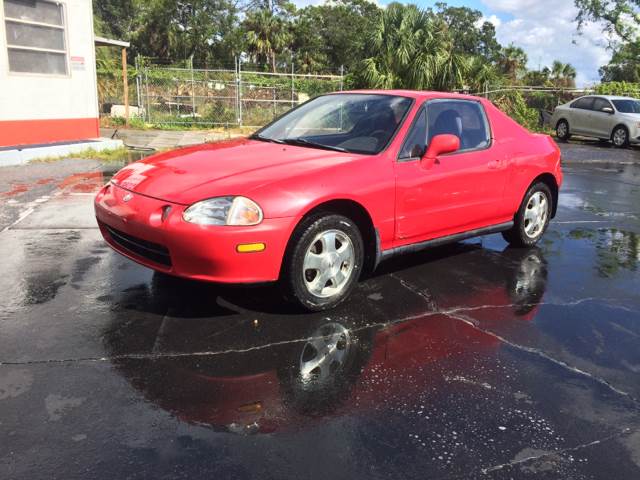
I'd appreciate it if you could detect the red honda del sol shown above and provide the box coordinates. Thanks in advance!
[95,90,562,310]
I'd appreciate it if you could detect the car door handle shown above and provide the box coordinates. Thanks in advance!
[487,160,501,169]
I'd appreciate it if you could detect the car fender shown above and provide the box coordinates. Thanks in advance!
[245,154,396,250]
[611,121,630,137]
[503,135,561,216]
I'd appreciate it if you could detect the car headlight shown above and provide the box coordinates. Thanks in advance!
[183,196,263,226]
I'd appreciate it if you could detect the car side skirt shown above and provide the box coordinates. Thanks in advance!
[376,221,514,268]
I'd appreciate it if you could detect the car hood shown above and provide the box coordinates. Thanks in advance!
[110,138,361,204]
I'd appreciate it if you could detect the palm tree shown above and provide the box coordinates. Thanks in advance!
[467,56,501,92]
[550,61,577,88]
[360,3,468,91]
[244,9,291,72]
[497,44,528,81]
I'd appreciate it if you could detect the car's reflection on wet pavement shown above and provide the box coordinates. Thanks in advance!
[1,158,640,479]
[105,245,546,435]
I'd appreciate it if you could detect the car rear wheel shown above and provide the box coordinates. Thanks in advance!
[282,214,364,311]
[556,120,571,142]
[612,126,629,148]
[502,182,552,247]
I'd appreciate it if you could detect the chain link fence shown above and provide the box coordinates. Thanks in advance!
[478,86,595,129]
[97,57,344,129]
[100,63,629,132]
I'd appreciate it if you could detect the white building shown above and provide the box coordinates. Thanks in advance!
[0,0,104,148]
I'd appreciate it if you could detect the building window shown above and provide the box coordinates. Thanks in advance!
[4,0,67,75]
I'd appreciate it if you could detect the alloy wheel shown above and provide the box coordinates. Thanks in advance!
[613,128,627,147]
[303,229,355,298]
[524,192,549,239]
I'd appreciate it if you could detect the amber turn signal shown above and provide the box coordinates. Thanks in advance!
[236,243,266,253]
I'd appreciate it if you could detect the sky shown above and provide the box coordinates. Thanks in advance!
[442,0,611,86]
[294,0,613,86]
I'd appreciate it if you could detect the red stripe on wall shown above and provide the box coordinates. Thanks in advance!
[0,118,100,148]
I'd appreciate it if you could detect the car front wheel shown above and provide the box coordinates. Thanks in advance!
[502,182,552,247]
[612,126,629,148]
[283,214,364,311]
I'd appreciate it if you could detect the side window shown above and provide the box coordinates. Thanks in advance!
[571,97,594,110]
[427,100,490,151]
[593,98,612,112]
[399,109,427,160]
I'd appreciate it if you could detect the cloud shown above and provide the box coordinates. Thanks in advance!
[481,0,612,86]
[477,14,502,29]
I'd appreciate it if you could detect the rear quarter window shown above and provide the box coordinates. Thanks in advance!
[427,100,491,151]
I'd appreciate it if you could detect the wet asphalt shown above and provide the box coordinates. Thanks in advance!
[0,141,639,479]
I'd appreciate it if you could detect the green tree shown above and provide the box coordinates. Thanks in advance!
[434,3,501,60]
[600,42,640,81]
[93,0,136,39]
[290,10,328,73]
[358,3,468,91]
[244,7,292,72]
[550,61,577,87]
[478,22,502,61]
[294,0,381,72]
[523,68,551,86]
[467,56,502,92]
[575,0,640,42]
[497,44,529,81]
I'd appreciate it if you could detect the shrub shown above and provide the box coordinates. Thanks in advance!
[595,81,640,97]
[492,90,540,131]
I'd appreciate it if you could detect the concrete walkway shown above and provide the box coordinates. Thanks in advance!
[0,138,123,167]
[100,128,241,150]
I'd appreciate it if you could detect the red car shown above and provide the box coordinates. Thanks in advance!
[95,90,562,310]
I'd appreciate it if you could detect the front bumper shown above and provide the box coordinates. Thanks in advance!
[95,183,297,283]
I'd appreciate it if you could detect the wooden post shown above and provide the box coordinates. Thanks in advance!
[122,47,129,128]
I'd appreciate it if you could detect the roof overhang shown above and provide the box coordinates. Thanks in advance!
[94,36,130,48]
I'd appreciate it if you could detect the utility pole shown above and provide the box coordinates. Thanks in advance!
[190,55,196,120]
[238,56,243,127]
[291,54,295,108]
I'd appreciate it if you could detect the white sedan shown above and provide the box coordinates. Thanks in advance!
[551,95,640,147]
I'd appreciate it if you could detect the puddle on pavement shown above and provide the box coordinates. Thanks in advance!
[568,228,639,277]
[93,241,639,477]
[561,192,638,220]
[99,149,151,183]
[57,149,153,193]
[101,245,551,435]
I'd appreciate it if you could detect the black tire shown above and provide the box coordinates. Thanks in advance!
[502,182,553,248]
[282,214,364,311]
[556,120,571,142]
[611,125,629,148]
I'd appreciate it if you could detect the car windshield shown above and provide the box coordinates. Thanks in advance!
[612,99,640,113]
[253,94,413,155]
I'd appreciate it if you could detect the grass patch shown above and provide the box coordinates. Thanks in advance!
[100,116,258,135]
[33,147,138,164]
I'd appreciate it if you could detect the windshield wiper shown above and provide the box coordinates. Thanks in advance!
[250,133,285,144]
[281,137,349,153]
